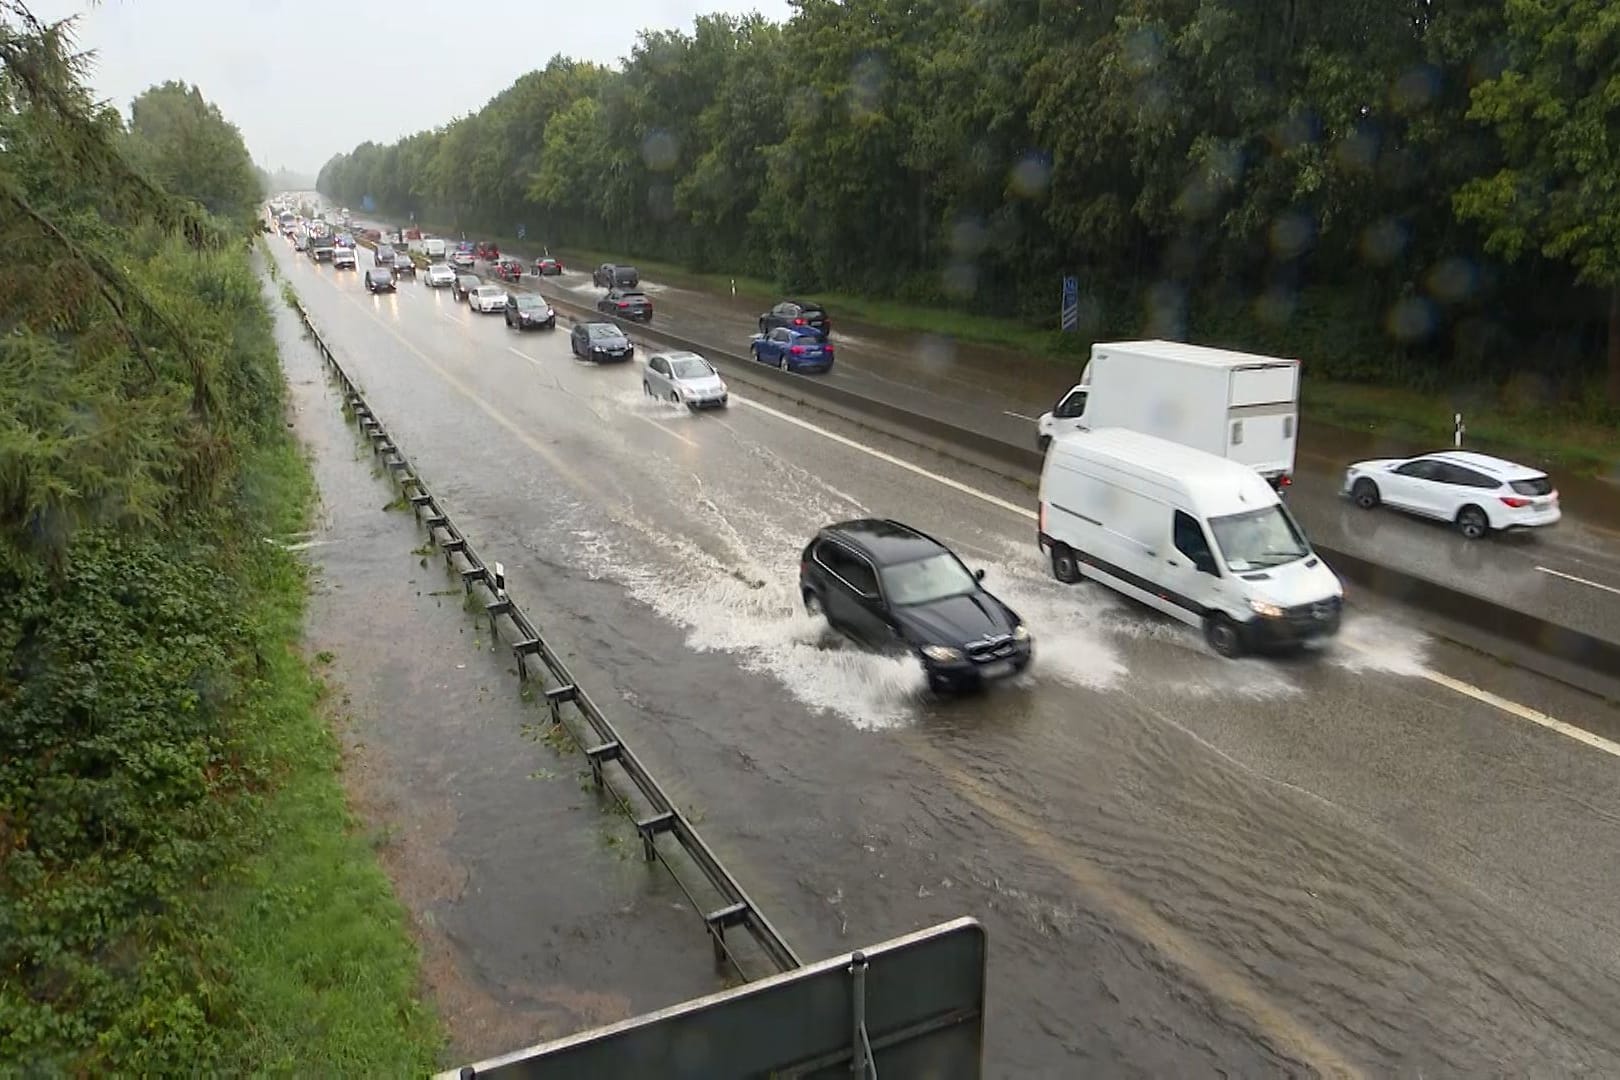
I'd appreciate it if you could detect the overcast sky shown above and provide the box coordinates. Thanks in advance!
[29,0,792,174]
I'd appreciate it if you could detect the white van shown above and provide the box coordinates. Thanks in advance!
[1037,428,1343,656]
[422,237,446,261]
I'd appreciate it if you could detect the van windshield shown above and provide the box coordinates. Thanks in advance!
[1208,505,1310,571]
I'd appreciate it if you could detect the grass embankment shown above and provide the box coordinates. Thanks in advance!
[0,247,441,1072]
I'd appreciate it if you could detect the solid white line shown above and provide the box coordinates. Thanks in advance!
[733,394,1038,522]
[1535,565,1620,597]
[1003,410,1038,422]
[1420,669,1620,759]
[288,251,1615,763]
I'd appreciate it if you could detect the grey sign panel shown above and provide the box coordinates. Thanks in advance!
[440,918,987,1080]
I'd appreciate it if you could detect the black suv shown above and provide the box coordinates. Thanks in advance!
[799,519,1032,694]
[598,288,653,322]
[593,263,640,289]
[760,299,829,336]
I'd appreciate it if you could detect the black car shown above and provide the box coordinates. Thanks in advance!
[504,293,556,330]
[759,299,829,336]
[392,254,416,277]
[598,288,653,322]
[570,321,633,362]
[363,267,395,293]
[451,273,481,302]
[800,520,1032,694]
[374,244,397,267]
[592,263,640,289]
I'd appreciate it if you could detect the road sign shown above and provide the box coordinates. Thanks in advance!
[1061,275,1080,332]
[517,223,527,240]
[437,918,988,1080]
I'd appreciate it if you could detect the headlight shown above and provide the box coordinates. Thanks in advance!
[1249,599,1285,618]
[1012,624,1030,642]
[920,644,963,663]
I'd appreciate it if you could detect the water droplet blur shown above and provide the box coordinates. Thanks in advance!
[1272,109,1318,151]
[849,53,887,117]
[1391,65,1441,112]
[1269,212,1314,260]
[1359,218,1408,265]
[1255,285,1298,326]
[1145,282,1186,338]
[914,333,957,375]
[950,216,989,257]
[1334,129,1378,173]
[1121,25,1164,75]
[645,181,676,222]
[1425,257,1477,303]
[641,130,678,172]
[942,261,978,298]
[1008,153,1051,198]
[1131,79,1172,123]
[1386,296,1437,342]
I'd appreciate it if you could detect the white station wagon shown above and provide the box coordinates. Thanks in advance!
[1342,450,1559,539]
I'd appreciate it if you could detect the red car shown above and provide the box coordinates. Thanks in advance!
[474,241,500,261]
[492,259,524,283]
[534,256,563,276]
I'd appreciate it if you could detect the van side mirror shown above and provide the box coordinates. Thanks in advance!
[973,568,986,582]
[1194,553,1220,577]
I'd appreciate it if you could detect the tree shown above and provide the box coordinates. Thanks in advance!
[126,80,260,227]
[1456,0,1620,403]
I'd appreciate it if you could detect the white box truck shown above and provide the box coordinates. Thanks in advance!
[1037,428,1343,657]
[1036,340,1301,488]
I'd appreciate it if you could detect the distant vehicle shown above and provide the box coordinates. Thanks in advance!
[424,262,457,288]
[334,233,354,248]
[278,211,295,233]
[423,238,446,261]
[759,299,829,336]
[474,240,500,261]
[360,228,382,244]
[750,326,835,373]
[643,351,727,409]
[492,258,524,283]
[533,256,563,276]
[504,293,556,330]
[800,519,1032,694]
[374,244,397,267]
[451,273,481,302]
[1037,340,1300,491]
[307,232,336,261]
[1039,428,1342,657]
[1343,451,1560,540]
[598,288,652,322]
[450,248,476,269]
[391,254,416,277]
[363,267,396,293]
[593,263,639,289]
[292,233,308,251]
[570,321,632,362]
[470,285,508,313]
[332,247,357,270]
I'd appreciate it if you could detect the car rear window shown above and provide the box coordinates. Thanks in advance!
[620,291,647,300]
[1509,477,1552,497]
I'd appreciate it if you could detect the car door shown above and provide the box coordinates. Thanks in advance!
[814,542,892,648]
[1164,510,1225,627]
[646,355,671,396]
[1381,459,1441,515]
[1434,463,1493,521]
[767,328,792,362]
[571,324,586,355]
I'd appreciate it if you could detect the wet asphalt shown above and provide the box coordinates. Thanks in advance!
[272,239,1620,1076]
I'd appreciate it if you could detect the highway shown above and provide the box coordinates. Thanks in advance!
[365,221,1620,647]
[273,236,1620,1075]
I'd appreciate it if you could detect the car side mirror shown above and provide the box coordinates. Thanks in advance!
[974,568,986,582]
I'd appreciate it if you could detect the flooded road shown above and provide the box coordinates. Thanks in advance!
[273,240,1620,1076]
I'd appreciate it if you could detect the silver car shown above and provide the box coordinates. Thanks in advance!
[424,262,457,287]
[643,351,728,410]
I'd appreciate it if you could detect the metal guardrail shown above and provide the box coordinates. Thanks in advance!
[287,296,803,977]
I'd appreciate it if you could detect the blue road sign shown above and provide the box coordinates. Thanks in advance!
[361,194,375,212]
[516,223,527,240]
[1061,275,1080,332]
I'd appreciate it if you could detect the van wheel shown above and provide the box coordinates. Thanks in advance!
[1205,615,1243,658]
[1456,505,1489,540]
[1050,544,1082,585]
[1351,478,1380,509]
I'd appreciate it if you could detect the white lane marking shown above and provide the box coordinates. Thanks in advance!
[507,346,542,367]
[733,395,1038,522]
[1420,669,1620,759]
[635,414,697,448]
[288,254,1613,763]
[1535,565,1620,597]
[1004,410,1038,422]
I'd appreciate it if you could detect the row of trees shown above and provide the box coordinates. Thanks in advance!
[317,0,1620,402]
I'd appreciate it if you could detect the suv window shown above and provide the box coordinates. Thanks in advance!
[1440,464,1497,488]
[1509,476,1552,497]
[816,540,878,597]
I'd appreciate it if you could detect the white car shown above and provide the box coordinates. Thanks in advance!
[423,262,456,288]
[470,285,508,313]
[643,351,728,410]
[331,247,356,269]
[1342,450,1559,539]
[450,250,476,269]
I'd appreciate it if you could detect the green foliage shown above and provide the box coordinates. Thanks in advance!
[126,80,262,229]
[315,0,1620,403]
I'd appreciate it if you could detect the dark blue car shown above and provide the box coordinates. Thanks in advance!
[750,326,835,373]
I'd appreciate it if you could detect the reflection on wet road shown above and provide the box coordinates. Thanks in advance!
[275,240,1620,1075]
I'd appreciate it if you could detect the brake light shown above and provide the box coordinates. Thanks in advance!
[790,345,805,355]
[825,343,835,352]
[1279,475,1292,487]
[1500,496,1531,508]
[794,317,805,325]
[618,301,629,309]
